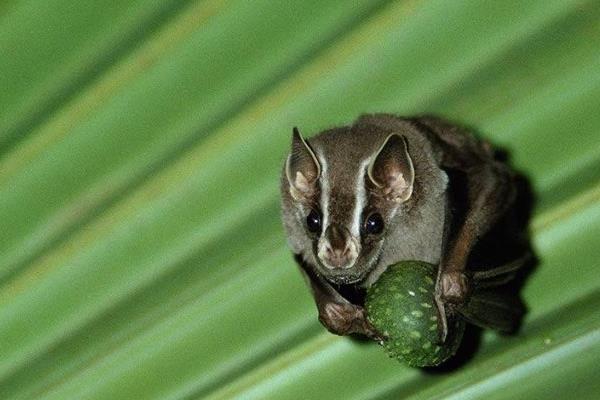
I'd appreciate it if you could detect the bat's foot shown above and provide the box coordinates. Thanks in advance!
[319,302,355,334]
[318,302,384,341]
[438,270,469,304]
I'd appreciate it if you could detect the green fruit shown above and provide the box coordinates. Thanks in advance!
[365,260,465,367]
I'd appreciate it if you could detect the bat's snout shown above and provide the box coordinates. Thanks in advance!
[317,224,359,270]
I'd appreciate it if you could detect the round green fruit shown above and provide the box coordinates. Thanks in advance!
[365,260,465,367]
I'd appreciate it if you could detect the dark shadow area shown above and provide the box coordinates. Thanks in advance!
[422,323,482,373]
[347,332,373,344]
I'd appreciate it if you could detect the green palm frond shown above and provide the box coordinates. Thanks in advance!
[0,0,599,399]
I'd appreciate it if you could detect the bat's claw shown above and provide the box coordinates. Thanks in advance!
[434,294,449,344]
[319,302,384,341]
[438,270,469,304]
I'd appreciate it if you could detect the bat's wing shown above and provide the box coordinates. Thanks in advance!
[458,253,531,332]
[470,252,531,288]
[457,288,525,333]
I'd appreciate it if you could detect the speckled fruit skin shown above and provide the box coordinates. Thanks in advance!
[366,260,465,367]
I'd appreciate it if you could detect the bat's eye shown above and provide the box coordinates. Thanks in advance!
[365,213,384,235]
[306,209,322,233]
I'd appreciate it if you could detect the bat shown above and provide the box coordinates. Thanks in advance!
[280,114,529,342]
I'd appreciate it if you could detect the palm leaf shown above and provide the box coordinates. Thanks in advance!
[0,0,599,399]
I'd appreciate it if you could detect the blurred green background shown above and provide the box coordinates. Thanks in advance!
[1,0,599,399]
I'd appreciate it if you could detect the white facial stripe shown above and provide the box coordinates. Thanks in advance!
[351,159,370,236]
[315,150,330,229]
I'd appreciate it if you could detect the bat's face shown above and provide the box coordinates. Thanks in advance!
[280,125,415,285]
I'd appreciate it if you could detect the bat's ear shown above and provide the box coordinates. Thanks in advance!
[286,127,321,201]
[368,134,414,203]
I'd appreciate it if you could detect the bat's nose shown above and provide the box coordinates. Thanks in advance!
[318,224,358,269]
[325,243,351,267]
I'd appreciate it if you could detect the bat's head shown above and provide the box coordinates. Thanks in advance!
[280,123,415,286]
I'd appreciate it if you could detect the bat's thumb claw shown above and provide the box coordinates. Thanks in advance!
[434,294,449,344]
[439,271,469,304]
